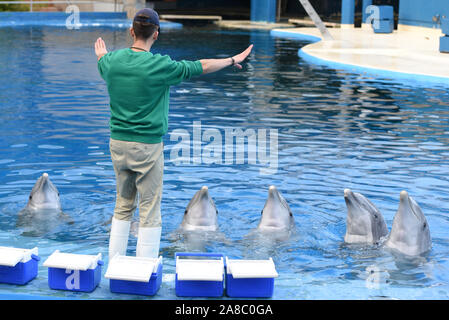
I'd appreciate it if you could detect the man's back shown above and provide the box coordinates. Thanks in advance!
[98,48,203,144]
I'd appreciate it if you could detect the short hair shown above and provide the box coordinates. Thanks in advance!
[132,15,159,40]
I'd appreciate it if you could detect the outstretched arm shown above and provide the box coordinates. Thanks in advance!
[200,44,253,74]
[95,37,108,61]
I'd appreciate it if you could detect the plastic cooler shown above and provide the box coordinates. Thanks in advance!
[372,19,394,33]
[43,250,103,292]
[175,252,225,297]
[0,246,40,285]
[105,254,162,296]
[440,36,449,53]
[376,5,394,21]
[371,5,394,34]
[225,257,278,298]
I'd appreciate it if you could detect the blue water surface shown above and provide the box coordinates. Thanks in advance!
[0,24,448,300]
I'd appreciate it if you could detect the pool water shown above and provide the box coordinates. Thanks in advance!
[0,25,449,300]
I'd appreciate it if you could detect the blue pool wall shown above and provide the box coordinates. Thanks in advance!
[250,0,277,23]
[341,0,355,26]
[0,12,183,29]
[399,0,449,28]
[0,11,126,20]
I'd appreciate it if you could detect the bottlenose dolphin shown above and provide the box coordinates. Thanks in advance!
[344,189,388,244]
[23,173,61,211]
[385,191,431,256]
[180,186,218,231]
[257,186,294,232]
[17,173,68,236]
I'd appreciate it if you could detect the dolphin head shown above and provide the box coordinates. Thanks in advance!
[257,186,294,231]
[26,173,61,211]
[181,186,218,231]
[344,189,388,244]
[385,191,431,256]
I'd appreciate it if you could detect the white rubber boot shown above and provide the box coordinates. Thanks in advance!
[136,226,162,258]
[109,217,131,258]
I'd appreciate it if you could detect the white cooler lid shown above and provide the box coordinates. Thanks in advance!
[0,246,38,267]
[176,258,224,281]
[226,257,279,279]
[105,255,162,283]
[43,250,102,271]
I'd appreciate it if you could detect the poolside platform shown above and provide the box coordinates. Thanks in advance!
[271,26,449,83]
[160,14,222,22]
[288,18,339,28]
[215,20,294,30]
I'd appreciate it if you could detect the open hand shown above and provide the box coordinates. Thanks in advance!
[231,44,253,69]
[95,37,108,60]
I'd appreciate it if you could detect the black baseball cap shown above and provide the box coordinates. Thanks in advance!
[133,8,160,34]
[133,8,160,26]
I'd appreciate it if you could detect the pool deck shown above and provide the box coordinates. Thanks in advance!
[270,26,449,84]
[216,20,294,30]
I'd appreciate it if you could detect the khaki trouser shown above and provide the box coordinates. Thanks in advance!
[109,138,163,228]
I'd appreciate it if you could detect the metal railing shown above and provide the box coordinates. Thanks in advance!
[0,0,123,12]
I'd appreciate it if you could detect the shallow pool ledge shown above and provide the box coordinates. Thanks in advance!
[270,27,449,85]
[0,12,182,29]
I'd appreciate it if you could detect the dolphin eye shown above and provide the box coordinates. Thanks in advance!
[184,210,187,215]
[423,222,427,230]
[374,214,378,219]
[261,210,263,215]
[29,195,32,200]
[216,209,218,215]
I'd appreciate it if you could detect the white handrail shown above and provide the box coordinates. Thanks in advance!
[297,0,334,41]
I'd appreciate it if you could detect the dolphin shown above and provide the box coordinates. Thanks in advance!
[17,173,68,236]
[257,186,294,232]
[23,173,61,212]
[343,189,388,244]
[385,191,431,256]
[180,186,218,231]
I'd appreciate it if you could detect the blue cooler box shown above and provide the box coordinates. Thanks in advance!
[0,246,40,285]
[43,250,103,293]
[372,19,394,33]
[175,252,224,297]
[376,5,394,21]
[225,257,278,298]
[440,36,449,53]
[105,255,163,296]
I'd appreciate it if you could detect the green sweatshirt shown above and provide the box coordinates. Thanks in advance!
[98,48,203,144]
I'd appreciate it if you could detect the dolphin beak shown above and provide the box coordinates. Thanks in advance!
[41,173,50,188]
[344,189,352,199]
[399,190,420,221]
[266,185,284,211]
[344,189,356,209]
[199,186,210,199]
[400,190,409,202]
[399,190,412,216]
[268,185,278,199]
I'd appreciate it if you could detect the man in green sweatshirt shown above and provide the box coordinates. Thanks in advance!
[95,8,252,259]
